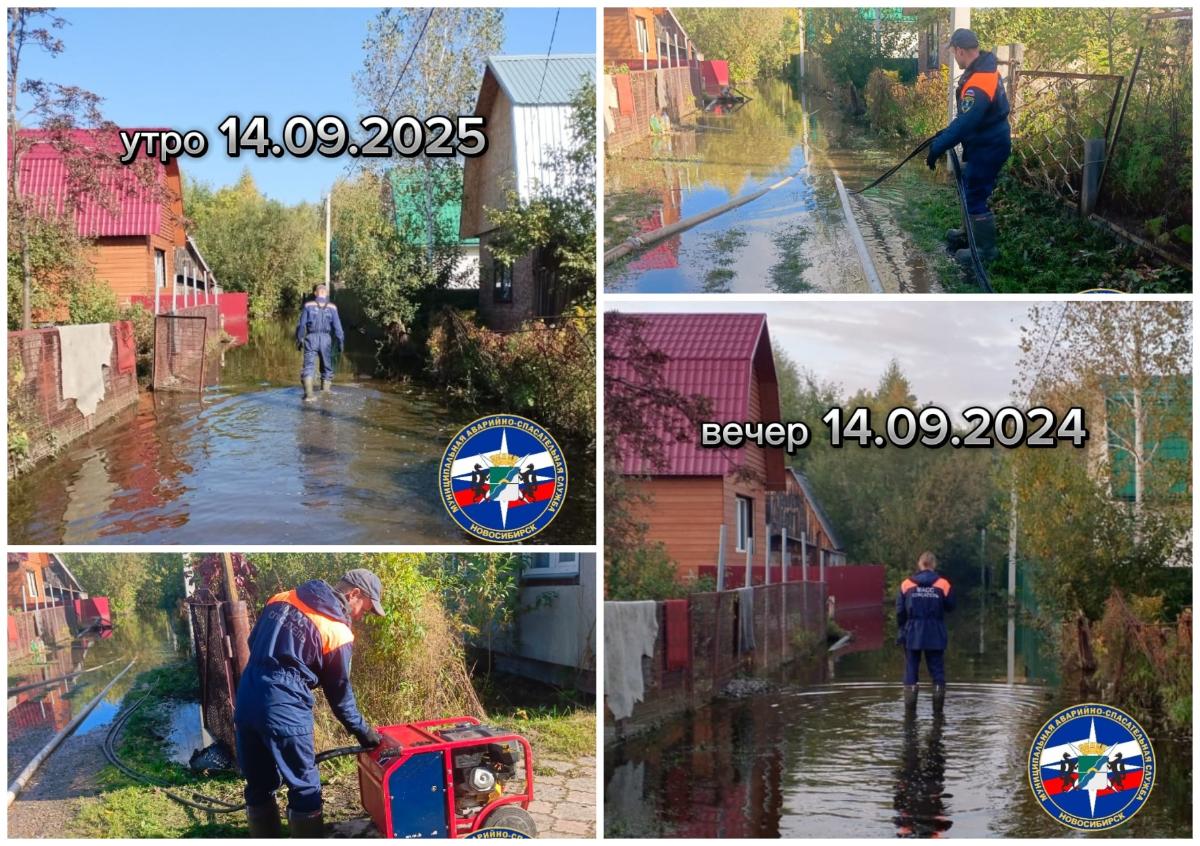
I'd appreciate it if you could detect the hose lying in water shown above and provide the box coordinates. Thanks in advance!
[604,165,807,265]
[845,135,993,292]
[7,659,124,697]
[846,135,936,196]
[104,693,370,814]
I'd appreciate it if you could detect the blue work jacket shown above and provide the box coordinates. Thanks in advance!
[930,51,1012,163]
[296,299,345,348]
[896,569,956,651]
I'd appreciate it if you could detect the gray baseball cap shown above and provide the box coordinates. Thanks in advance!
[949,28,980,49]
[341,568,385,616]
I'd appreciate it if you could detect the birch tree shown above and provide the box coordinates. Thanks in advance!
[352,8,502,322]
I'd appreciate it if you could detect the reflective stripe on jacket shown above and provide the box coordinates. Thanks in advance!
[930,51,1012,163]
[234,579,368,738]
[896,569,956,651]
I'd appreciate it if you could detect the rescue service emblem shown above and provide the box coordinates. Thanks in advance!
[961,94,976,112]
[439,415,567,543]
[1027,703,1155,831]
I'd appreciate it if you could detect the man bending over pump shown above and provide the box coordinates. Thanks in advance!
[234,570,385,837]
[925,28,1012,269]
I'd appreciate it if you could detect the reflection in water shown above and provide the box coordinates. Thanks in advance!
[893,708,949,837]
[606,79,942,293]
[605,605,1191,838]
[8,319,593,545]
[7,611,185,776]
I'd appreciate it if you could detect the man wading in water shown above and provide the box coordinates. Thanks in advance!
[896,551,955,711]
[295,282,345,401]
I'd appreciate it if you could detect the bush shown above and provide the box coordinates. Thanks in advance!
[426,307,596,447]
[864,67,948,139]
[606,542,701,601]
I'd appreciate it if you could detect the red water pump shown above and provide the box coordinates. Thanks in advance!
[357,716,536,838]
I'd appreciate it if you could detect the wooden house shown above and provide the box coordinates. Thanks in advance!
[767,468,847,569]
[603,7,698,71]
[460,54,594,331]
[16,129,209,310]
[609,312,787,582]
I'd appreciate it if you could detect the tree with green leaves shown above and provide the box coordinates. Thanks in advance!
[675,8,799,81]
[185,171,323,318]
[1011,302,1192,619]
[350,7,503,336]
[7,8,163,329]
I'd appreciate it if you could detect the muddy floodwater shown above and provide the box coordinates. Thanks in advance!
[8,611,184,779]
[9,319,594,545]
[605,79,943,293]
[605,600,1192,838]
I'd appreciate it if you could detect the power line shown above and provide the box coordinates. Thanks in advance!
[534,8,561,105]
[1026,303,1068,405]
[384,8,435,114]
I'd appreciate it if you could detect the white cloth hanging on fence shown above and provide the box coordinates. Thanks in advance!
[604,600,659,721]
[57,323,112,417]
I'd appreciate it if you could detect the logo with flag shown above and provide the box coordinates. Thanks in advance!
[1028,703,1155,831]
[439,415,567,543]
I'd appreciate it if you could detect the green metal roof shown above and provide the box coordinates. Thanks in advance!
[486,54,594,105]
[390,167,478,247]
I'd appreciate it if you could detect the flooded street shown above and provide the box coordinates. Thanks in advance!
[8,610,184,778]
[605,598,1192,838]
[8,319,593,545]
[605,79,942,293]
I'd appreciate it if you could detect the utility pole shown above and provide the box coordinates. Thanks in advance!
[1006,480,1017,685]
[947,8,971,165]
[324,192,332,293]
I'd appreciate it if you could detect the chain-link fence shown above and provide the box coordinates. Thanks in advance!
[153,314,207,394]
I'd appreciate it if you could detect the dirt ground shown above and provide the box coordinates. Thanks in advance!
[7,728,108,838]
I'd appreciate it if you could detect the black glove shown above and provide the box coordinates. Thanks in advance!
[356,727,383,749]
[926,147,939,171]
[296,340,303,351]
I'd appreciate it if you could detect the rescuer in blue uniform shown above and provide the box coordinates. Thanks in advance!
[926,28,1012,268]
[896,551,956,712]
[234,570,385,837]
[295,282,345,401]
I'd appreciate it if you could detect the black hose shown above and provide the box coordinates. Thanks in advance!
[103,694,368,815]
[947,149,994,292]
[844,135,994,292]
[315,745,369,764]
[846,136,936,195]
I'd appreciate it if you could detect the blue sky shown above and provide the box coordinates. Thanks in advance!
[16,7,595,204]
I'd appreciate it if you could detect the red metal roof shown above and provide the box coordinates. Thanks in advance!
[608,312,784,482]
[14,129,174,238]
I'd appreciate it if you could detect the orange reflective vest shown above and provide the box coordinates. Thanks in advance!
[268,589,354,655]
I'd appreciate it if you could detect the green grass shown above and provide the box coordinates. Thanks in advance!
[891,168,1191,293]
[70,663,247,838]
[475,671,596,770]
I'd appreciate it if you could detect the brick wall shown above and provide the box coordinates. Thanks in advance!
[605,581,826,740]
[476,235,536,332]
[605,65,703,151]
[9,322,140,472]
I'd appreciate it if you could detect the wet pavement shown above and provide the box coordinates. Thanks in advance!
[605,600,1192,838]
[8,319,593,545]
[605,79,942,293]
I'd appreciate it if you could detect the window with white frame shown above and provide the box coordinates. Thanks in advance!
[635,17,649,55]
[735,496,754,552]
[524,552,579,579]
[25,570,37,599]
